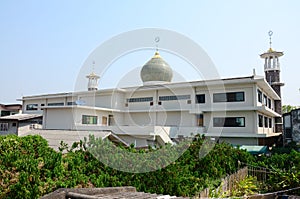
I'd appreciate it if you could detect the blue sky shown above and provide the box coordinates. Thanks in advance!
[1,0,300,105]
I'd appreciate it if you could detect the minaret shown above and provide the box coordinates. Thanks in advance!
[86,61,100,91]
[260,31,284,133]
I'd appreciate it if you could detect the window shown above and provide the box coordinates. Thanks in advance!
[102,116,107,125]
[150,101,154,106]
[196,94,205,103]
[258,115,263,127]
[67,102,76,105]
[26,104,38,111]
[257,89,262,103]
[82,115,97,124]
[197,114,204,126]
[263,95,268,106]
[269,118,272,128]
[41,104,45,106]
[213,92,244,102]
[213,117,245,127]
[268,99,272,109]
[47,102,64,106]
[0,111,10,117]
[159,95,191,101]
[12,123,17,127]
[127,97,153,103]
[264,116,268,128]
[0,123,8,131]
[158,101,162,105]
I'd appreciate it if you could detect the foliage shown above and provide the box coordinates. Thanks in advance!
[282,104,299,114]
[254,150,300,193]
[0,134,254,198]
[1,134,300,198]
[230,176,262,197]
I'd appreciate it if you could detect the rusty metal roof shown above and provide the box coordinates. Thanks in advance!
[40,186,188,199]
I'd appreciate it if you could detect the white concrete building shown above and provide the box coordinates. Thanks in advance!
[20,45,284,147]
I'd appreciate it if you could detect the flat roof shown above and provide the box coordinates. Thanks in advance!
[21,75,280,101]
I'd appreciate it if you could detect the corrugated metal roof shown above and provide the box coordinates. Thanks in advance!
[21,129,128,150]
[0,113,42,121]
[40,187,188,199]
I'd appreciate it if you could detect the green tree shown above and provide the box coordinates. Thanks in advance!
[282,105,298,114]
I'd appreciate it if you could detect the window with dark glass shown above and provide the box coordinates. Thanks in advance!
[269,118,272,128]
[82,115,97,124]
[268,98,271,109]
[196,94,205,103]
[67,102,76,105]
[26,104,38,111]
[47,102,64,106]
[159,95,190,101]
[213,92,244,102]
[0,123,8,131]
[258,115,263,127]
[213,117,245,127]
[127,97,153,103]
[263,95,268,106]
[264,116,268,128]
[257,89,262,103]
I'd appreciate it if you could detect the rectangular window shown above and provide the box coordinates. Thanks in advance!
[257,89,262,103]
[26,104,38,111]
[269,118,272,128]
[196,94,205,103]
[102,116,107,126]
[47,102,64,106]
[268,99,272,109]
[213,117,245,127]
[258,115,263,127]
[127,97,153,103]
[197,114,204,126]
[0,111,10,117]
[263,95,268,106]
[213,92,244,103]
[264,116,268,128]
[159,95,191,101]
[67,102,76,105]
[12,123,17,127]
[0,123,9,131]
[82,115,97,124]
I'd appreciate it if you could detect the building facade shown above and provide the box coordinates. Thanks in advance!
[283,108,300,144]
[0,104,22,117]
[21,44,284,147]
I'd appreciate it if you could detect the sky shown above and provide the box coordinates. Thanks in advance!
[1,0,300,106]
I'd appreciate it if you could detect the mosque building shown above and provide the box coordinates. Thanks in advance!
[2,33,285,148]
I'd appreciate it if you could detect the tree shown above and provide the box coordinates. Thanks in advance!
[282,105,298,114]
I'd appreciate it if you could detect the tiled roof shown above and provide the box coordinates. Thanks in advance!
[40,187,188,199]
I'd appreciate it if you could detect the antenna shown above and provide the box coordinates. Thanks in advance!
[268,30,273,49]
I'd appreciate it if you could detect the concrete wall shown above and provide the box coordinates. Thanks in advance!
[204,111,257,136]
